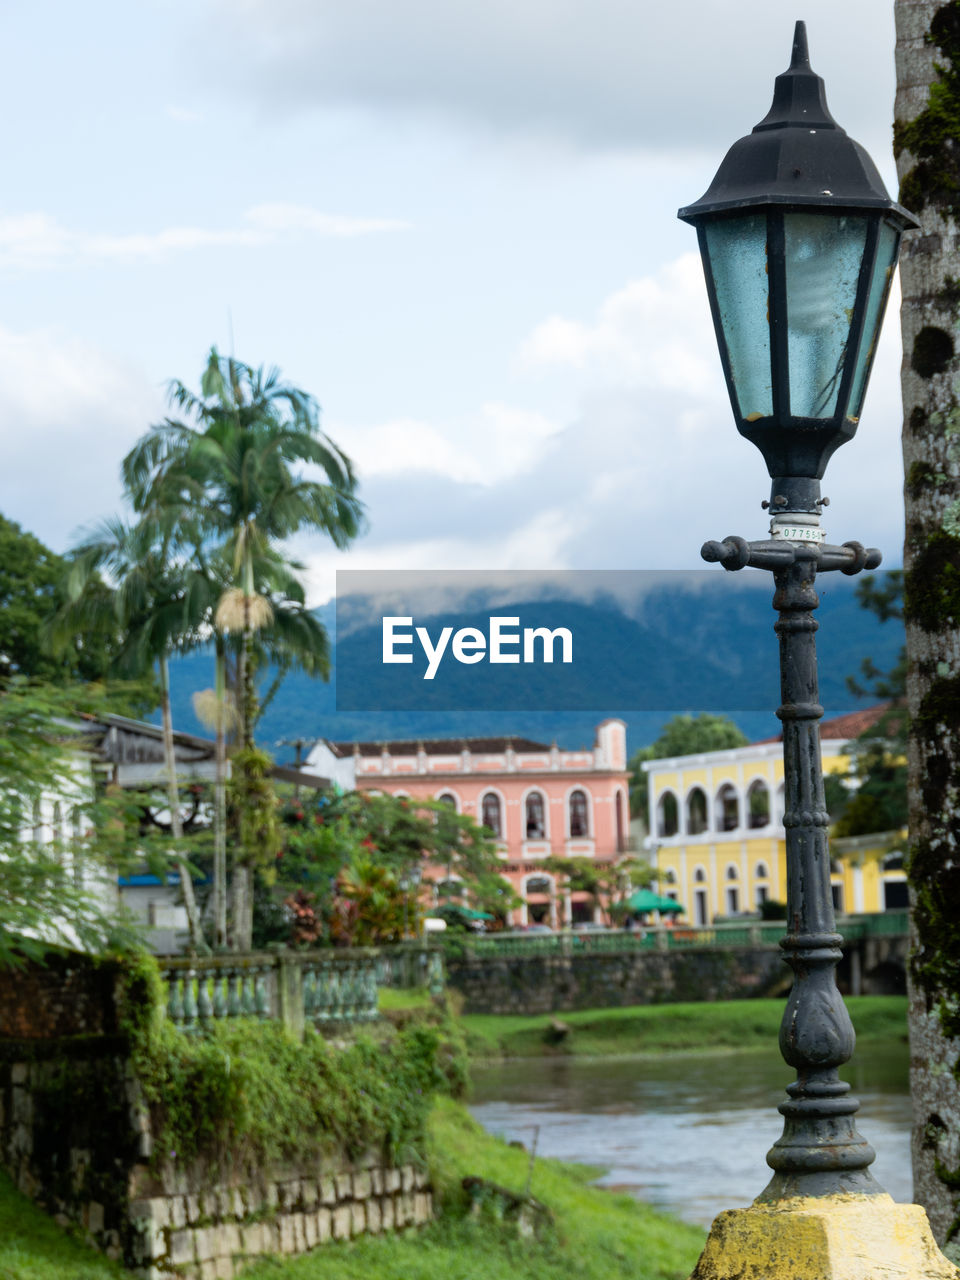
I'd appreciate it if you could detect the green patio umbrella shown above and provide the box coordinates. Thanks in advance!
[626,888,685,914]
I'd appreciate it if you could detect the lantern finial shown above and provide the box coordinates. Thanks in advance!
[790,21,810,71]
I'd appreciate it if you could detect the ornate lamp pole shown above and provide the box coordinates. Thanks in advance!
[677,23,955,1280]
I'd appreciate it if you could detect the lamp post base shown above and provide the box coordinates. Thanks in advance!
[690,1193,958,1280]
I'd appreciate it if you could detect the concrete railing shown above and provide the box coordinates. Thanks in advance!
[159,950,382,1035]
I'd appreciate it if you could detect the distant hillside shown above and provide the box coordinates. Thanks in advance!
[166,578,902,760]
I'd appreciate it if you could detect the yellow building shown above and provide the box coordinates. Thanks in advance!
[641,708,907,925]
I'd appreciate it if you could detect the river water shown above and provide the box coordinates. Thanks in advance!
[470,1042,912,1227]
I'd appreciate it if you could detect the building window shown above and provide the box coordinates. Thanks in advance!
[436,792,457,810]
[657,791,679,838]
[526,876,552,895]
[437,878,463,900]
[615,790,625,852]
[526,792,546,839]
[664,868,678,885]
[755,885,769,907]
[569,790,589,837]
[726,886,740,914]
[755,861,768,880]
[716,783,739,831]
[747,780,771,828]
[883,880,909,909]
[687,788,708,835]
[481,793,502,838]
[694,889,708,925]
[831,883,844,914]
[883,853,904,872]
[694,866,707,883]
[726,864,739,881]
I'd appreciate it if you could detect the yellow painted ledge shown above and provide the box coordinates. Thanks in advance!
[690,1193,958,1280]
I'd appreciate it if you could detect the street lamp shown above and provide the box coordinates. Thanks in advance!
[680,22,917,1208]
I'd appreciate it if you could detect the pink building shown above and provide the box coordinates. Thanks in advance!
[307,721,629,927]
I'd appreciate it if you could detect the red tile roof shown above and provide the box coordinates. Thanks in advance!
[753,702,895,744]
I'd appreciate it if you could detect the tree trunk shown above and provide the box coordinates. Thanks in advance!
[895,1,960,1256]
[159,654,204,951]
[213,636,228,949]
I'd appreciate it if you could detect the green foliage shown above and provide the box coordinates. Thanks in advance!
[628,714,748,820]
[0,682,159,968]
[0,511,131,691]
[116,953,467,1172]
[229,746,281,872]
[260,789,519,948]
[542,855,655,925]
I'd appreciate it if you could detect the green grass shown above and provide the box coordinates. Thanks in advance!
[243,1097,706,1280]
[460,996,908,1059]
[0,1170,125,1279]
[377,986,434,1012]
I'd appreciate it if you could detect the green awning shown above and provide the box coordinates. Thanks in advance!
[626,889,685,914]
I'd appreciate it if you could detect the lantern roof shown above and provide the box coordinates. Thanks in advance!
[678,21,918,227]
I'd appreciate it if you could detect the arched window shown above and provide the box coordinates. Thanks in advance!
[726,864,739,881]
[716,783,739,831]
[664,868,678,885]
[883,852,905,872]
[657,791,678,838]
[747,780,771,828]
[31,798,43,843]
[755,861,769,880]
[436,792,457,809]
[687,788,708,835]
[569,790,589,837]
[694,866,707,883]
[526,792,546,839]
[481,793,502,838]
[526,876,552,896]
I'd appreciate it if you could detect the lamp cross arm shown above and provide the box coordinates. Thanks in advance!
[701,536,882,576]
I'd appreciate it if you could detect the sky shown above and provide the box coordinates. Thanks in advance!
[0,0,908,604]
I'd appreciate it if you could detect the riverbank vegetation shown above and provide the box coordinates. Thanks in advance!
[456,995,908,1059]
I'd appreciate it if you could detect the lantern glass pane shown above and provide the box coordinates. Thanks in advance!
[704,214,772,421]
[846,220,900,423]
[784,212,868,419]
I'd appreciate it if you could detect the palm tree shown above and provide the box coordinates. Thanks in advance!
[46,516,207,949]
[123,348,363,949]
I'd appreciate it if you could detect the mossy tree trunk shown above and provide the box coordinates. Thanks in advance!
[895,0,960,1256]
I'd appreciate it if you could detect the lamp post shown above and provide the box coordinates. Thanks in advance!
[676,24,955,1280]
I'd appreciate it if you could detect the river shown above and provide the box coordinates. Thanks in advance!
[469,1041,912,1227]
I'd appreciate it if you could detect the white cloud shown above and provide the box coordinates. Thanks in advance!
[207,0,895,156]
[329,402,563,487]
[518,253,720,395]
[0,327,161,548]
[165,105,203,124]
[0,203,408,270]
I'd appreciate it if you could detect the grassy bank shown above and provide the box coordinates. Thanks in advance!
[0,1098,705,1280]
[244,1097,706,1280]
[458,995,908,1059]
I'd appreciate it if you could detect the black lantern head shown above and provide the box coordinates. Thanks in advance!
[679,21,919,511]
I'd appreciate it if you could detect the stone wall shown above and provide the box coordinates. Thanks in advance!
[446,945,787,1014]
[0,1043,432,1279]
[0,952,118,1038]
